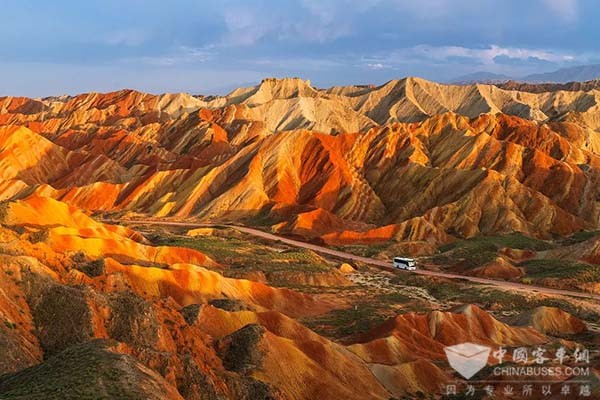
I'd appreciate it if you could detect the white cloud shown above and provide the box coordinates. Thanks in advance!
[222,7,271,46]
[247,56,343,70]
[121,45,214,67]
[393,0,578,23]
[390,0,480,19]
[102,29,148,46]
[216,0,581,49]
[219,0,380,47]
[541,0,578,22]
[366,62,391,70]
[382,44,576,65]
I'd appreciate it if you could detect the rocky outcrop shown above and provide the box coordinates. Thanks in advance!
[195,306,391,400]
[218,324,266,373]
[496,79,600,93]
[506,306,587,336]
[349,304,547,365]
[208,298,253,312]
[471,257,525,279]
[0,340,184,400]
[26,279,96,356]
[338,263,355,274]
[266,270,351,287]
[107,291,159,348]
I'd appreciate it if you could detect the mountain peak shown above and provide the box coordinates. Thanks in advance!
[256,77,317,99]
[451,64,600,85]
[260,76,312,86]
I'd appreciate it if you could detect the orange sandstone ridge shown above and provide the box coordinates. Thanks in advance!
[0,79,599,253]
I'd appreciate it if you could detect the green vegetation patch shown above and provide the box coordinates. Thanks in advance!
[241,209,280,227]
[302,304,387,341]
[157,235,246,260]
[0,340,174,400]
[439,233,554,253]
[518,259,600,281]
[333,243,392,258]
[434,233,554,266]
[560,230,600,246]
[0,200,9,223]
[156,234,330,273]
[390,273,600,322]
[72,258,106,278]
[301,287,424,341]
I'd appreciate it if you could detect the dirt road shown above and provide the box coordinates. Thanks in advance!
[105,219,600,301]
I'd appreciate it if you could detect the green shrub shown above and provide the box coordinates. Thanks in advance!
[71,251,87,264]
[29,228,50,244]
[518,259,598,280]
[4,320,17,329]
[75,258,106,278]
[0,200,9,223]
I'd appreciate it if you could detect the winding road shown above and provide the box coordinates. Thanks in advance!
[106,219,600,301]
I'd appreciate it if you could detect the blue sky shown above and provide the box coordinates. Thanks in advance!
[1,0,598,96]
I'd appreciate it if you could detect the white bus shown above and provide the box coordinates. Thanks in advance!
[393,257,417,271]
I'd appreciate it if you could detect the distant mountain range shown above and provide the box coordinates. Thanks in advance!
[450,71,513,84]
[451,64,600,84]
